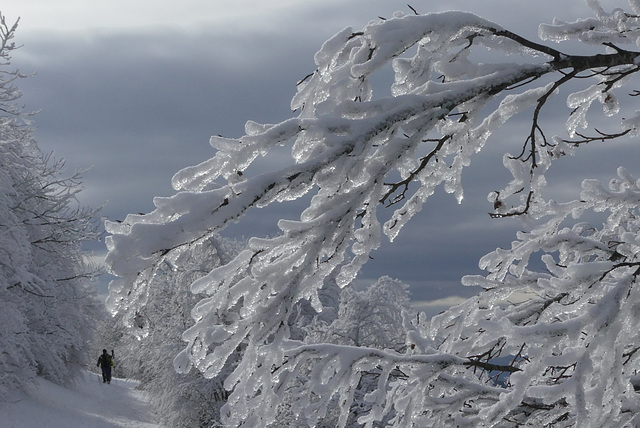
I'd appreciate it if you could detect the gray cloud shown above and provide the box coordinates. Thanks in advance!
[14,26,315,212]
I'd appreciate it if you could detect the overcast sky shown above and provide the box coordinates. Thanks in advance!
[2,0,636,316]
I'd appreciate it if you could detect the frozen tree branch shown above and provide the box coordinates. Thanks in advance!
[105,3,640,426]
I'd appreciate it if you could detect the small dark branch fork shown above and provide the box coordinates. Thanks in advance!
[623,346,640,365]
[463,359,521,374]
[544,363,577,383]
[381,135,451,206]
[510,70,579,167]
[559,128,631,147]
[489,191,534,218]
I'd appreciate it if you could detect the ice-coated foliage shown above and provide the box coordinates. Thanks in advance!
[427,167,640,426]
[306,276,412,352]
[107,235,242,427]
[0,14,101,397]
[106,1,640,426]
[288,277,414,427]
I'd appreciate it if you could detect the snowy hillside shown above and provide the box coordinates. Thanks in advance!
[0,371,159,427]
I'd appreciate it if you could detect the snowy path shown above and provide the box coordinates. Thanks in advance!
[0,371,159,427]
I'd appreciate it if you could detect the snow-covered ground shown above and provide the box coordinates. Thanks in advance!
[0,371,159,427]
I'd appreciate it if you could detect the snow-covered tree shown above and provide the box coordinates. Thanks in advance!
[106,2,640,426]
[307,276,412,352]
[107,233,242,427]
[0,13,102,397]
[296,277,413,427]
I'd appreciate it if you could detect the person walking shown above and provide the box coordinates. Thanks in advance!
[97,349,115,384]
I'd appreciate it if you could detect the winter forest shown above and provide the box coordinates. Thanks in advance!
[5,1,640,426]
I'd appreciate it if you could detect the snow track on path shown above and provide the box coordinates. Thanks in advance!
[0,370,159,427]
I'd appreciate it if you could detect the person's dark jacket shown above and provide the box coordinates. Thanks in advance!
[97,353,114,369]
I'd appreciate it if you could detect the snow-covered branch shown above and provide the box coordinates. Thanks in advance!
[105,2,640,426]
